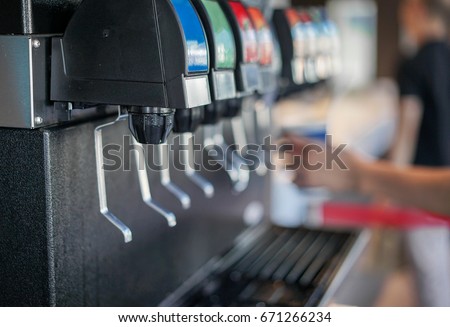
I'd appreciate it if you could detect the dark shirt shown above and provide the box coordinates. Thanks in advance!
[397,41,450,167]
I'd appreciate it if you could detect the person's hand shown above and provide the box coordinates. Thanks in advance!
[277,135,362,193]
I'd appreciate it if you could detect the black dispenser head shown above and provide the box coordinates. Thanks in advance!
[51,0,212,144]
[221,98,242,118]
[128,107,175,144]
[173,107,204,134]
[202,101,227,125]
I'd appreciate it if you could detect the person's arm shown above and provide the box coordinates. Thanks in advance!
[281,135,450,217]
[356,160,450,216]
[388,96,423,166]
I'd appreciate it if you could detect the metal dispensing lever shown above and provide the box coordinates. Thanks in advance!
[94,108,177,242]
[203,124,234,183]
[227,118,251,192]
[94,109,132,243]
[170,107,214,199]
[245,6,279,178]
[131,137,177,227]
[225,97,253,192]
[155,142,191,209]
[253,98,271,176]
[180,132,214,198]
[203,120,249,193]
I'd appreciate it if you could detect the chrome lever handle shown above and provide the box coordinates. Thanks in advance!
[230,116,248,156]
[131,137,177,227]
[94,109,132,243]
[253,99,271,176]
[204,124,239,183]
[203,122,249,193]
[222,120,250,192]
[180,133,214,198]
[156,143,191,209]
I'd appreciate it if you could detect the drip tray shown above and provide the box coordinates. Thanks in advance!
[162,225,360,307]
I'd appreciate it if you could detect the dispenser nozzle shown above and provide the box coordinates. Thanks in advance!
[128,107,175,145]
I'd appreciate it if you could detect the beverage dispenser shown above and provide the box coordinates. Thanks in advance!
[297,8,319,84]
[246,5,280,175]
[217,0,262,191]
[273,8,307,94]
[191,0,243,191]
[51,0,212,241]
[0,0,369,308]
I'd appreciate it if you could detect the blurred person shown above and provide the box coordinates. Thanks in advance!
[281,135,450,216]
[391,0,450,167]
[279,0,450,306]
[280,134,450,306]
[389,0,450,307]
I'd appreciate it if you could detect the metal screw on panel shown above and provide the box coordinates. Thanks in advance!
[32,40,41,48]
[34,116,43,125]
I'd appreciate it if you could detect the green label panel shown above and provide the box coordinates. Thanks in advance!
[202,0,236,69]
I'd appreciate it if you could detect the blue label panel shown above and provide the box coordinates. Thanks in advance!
[170,0,209,73]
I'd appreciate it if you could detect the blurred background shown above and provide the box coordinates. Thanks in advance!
[272,0,449,307]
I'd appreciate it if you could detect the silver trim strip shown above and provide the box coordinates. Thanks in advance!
[318,229,372,306]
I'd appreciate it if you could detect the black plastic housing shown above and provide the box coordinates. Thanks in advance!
[272,9,312,97]
[173,107,204,134]
[51,0,211,109]
[202,101,227,125]
[0,0,82,35]
[222,98,242,118]
[272,10,296,91]
[50,0,212,144]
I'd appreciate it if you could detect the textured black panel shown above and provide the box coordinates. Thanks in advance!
[44,117,264,306]
[0,0,82,35]
[0,115,268,306]
[0,128,51,306]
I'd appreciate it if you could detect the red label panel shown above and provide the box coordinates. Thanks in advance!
[284,8,305,58]
[228,1,259,63]
[285,8,300,27]
[247,7,274,66]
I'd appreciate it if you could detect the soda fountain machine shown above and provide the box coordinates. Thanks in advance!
[191,0,243,191]
[50,0,213,241]
[0,0,369,307]
[160,2,370,307]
